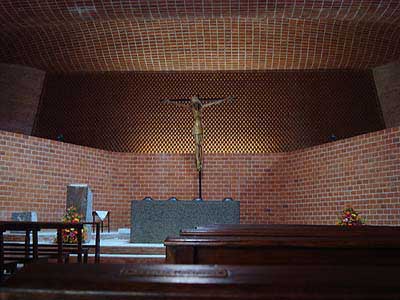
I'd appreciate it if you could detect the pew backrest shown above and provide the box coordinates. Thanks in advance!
[165,235,400,265]
[2,263,400,299]
[181,224,400,237]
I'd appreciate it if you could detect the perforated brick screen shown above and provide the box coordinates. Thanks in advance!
[33,70,384,153]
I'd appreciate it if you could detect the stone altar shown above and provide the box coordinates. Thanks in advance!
[130,197,240,243]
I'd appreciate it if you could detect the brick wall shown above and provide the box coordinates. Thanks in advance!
[110,153,287,225]
[1,127,399,228]
[0,130,286,227]
[1,2,400,72]
[0,130,112,223]
[373,60,400,128]
[0,63,45,135]
[285,127,400,225]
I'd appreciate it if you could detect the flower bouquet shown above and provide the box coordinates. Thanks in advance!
[337,207,365,226]
[60,206,87,243]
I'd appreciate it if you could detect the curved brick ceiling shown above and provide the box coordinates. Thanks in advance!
[0,0,399,72]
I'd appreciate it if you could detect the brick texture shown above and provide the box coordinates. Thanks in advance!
[0,63,45,135]
[285,127,400,225]
[1,127,399,228]
[0,131,112,224]
[0,1,400,72]
[34,70,384,153]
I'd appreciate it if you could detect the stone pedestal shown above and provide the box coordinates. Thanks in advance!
[66,184,93,242]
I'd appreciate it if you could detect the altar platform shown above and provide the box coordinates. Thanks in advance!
[3,229,166,264]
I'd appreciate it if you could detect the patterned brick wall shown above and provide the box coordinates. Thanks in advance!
[1,127,399,229]
[34,70,384,153]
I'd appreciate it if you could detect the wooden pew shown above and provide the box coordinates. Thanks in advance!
[180,224,400,237]
[178,225,400,265]
[3,242,91,263]
[0,221,101,282]
[0,221,85,265]
[165,235,400,265]
[1,263,400,299]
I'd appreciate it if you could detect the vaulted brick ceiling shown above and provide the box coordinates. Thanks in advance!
[0,0,399,72]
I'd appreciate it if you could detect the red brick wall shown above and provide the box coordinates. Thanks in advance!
[110,153,287,225]
[1,127,399,228]
[0,130,286,227]
[285,127,400,225]
[0,130,112,223]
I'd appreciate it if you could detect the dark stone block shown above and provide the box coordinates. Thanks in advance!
[66,184,93,221]
[66,184,93,242]
[130,198,240,243]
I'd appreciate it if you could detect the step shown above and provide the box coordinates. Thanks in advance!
[3,230,131,243]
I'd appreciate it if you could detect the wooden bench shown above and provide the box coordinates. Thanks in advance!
[165,235,400,265]
[1,263,400,299]
[3,242,92,264]
[180,224,400,237]
[0,221,101,283]
[176,224,400,265]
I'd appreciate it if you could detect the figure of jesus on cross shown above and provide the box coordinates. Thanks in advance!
[161,96,234,172]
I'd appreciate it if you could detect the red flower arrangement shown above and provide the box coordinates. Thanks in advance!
[337,207,365,226]
[60,206,87,243]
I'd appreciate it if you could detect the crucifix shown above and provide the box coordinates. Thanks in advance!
[161,96,235,199]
